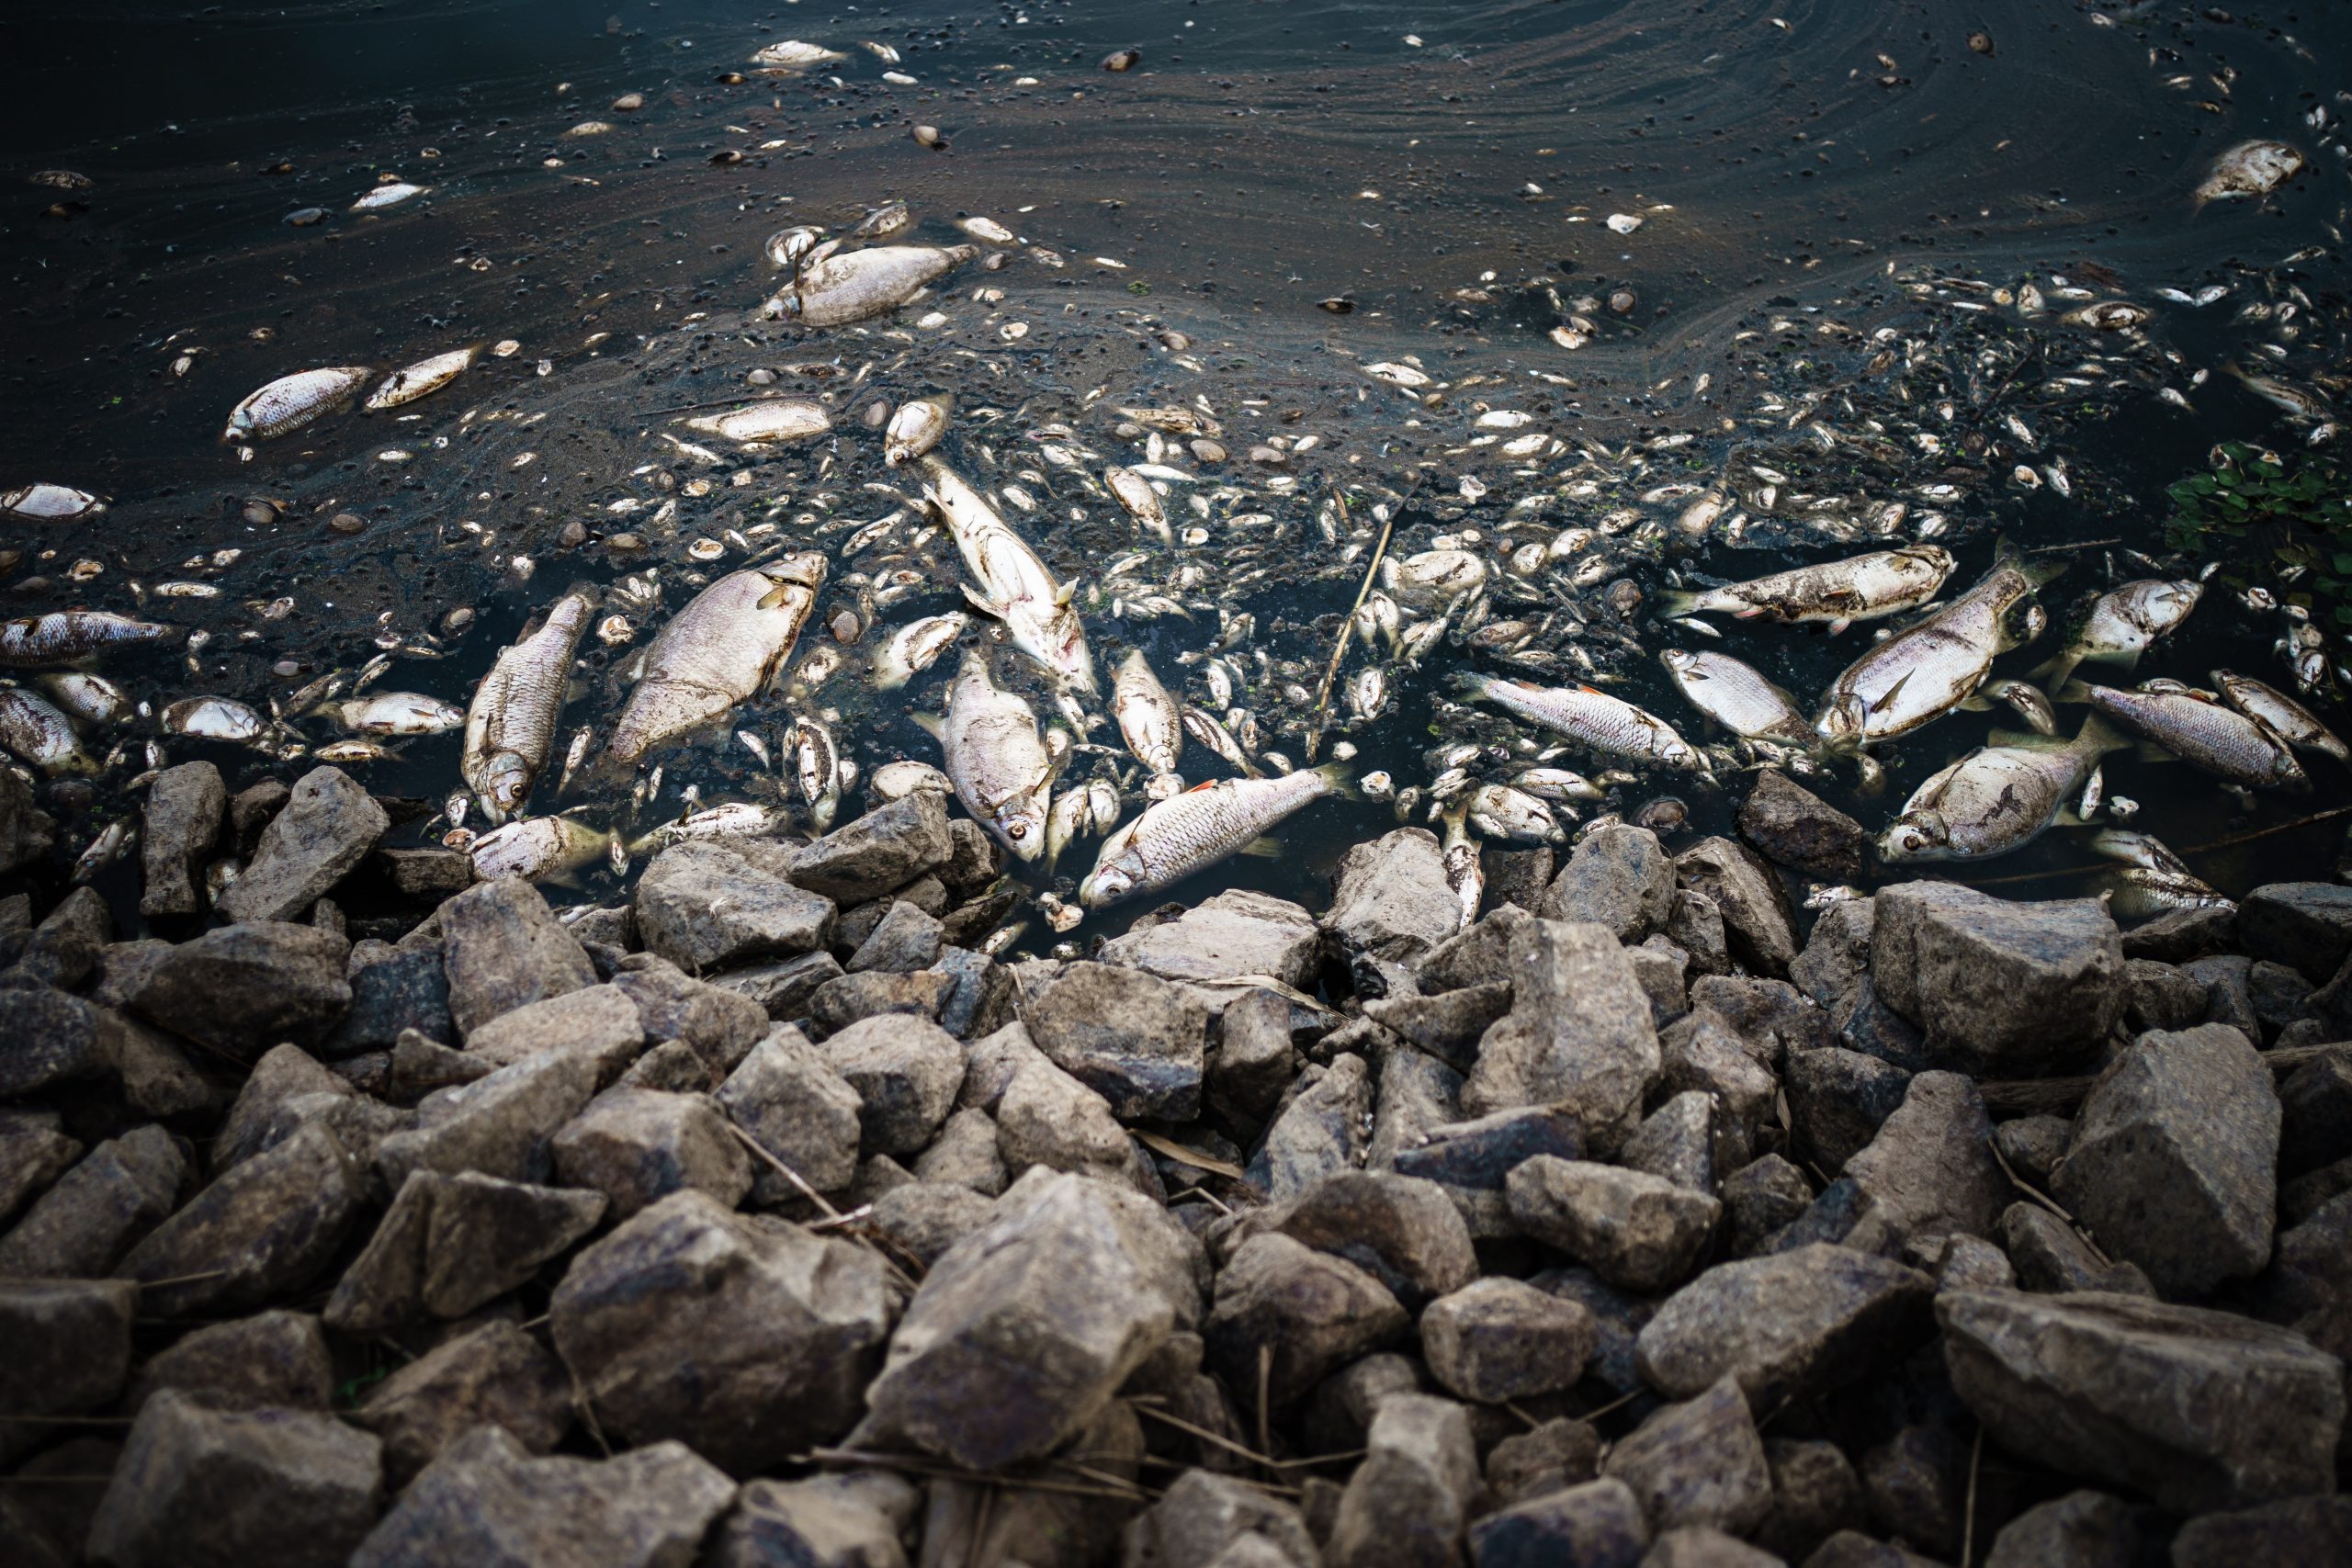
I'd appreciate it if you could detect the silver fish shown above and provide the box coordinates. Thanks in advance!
[74,819,134,881]
[2098,866,2235,920]
[885,393,953,465]
[1453,671,1704,772]
[750,39,847,67]
[223,367,370,441]
[939,649,1055,861]
[1510,766,1604,803]
[638,801,790,846]
[2214,670,2348,764]
[1657,546,1953,631]
[684,400,830,446]
[465,584,594,820]
[1,484,106,522]
[2030,579,2201,691]
[1105,467,1171,546]
[37,671,128,726]
[764,243,979,327]
[1969,677,2057,737]
[1660,649,1812,740]
[1113,648,1185,796]
[314,739,395,763]
[336,691,464,736]
[1815,548,2053,748]
[1464,782,1565,844]
[608,556,826,764]
[1182,706,1261,778]
[1078,765,1346,908]
[869,759,954,801]
[2278,618,2330,695]
[163,696,267,744]
[350,181,428,210]
[2059,680,2309,791]
[853,201,913,240]
[922,456,1096,693]
[872,613,967,690]
[2195,139,2304,205]
[469,816,614,882]
[1439,802,1482,932]
[0,688,91,773]
[1044,784,1094,873]
[765,226,827,269]
[1878,717,2126,863]
[365,347,477,412]
[791,714,842,829]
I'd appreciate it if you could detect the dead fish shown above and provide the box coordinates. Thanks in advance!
[314,739,396,763]
[870,759,953,801]
[74,819,134,882]
[1105,467,1170,545]
[852,202,912,240]
[1439,802,1482,931]
[1878,716,2125,863]
[1078,765,1348,908]
[1114,647,1185,796]
[335,691,463,736]
[935,649,1055,860]
[224,367,371,440]
[750,39,847,68]
[1465,782,1564,844]
[469,816,615,882]
[1815,545,2056,748]
[2098,865,2235,919]
[1114,405,1222,438]
[958,215,1016,243]
[2195,139,2305,205]
[365,346,478,412]
[163,695,267,744]
[0,688,91,773]
[1657,546,1953,632]
[464,583,595,820]
[684,400,830,445]
[350,181,429,211]
[2058,680,2310,792]
[1659,649,1812,741]
[638,801,790,847]
[872,612,967,690]
[1510,766,1604,803]
[922,456,1096,694]
[885,393,952,465]
[765,226,828,269]
[2029,579,2202,690]
[1965,677,2058,736]
[1182,706,1261,778]
[2278,617,2330,694]
[764,243,980,327]
[36,671,129,726]
[1,484,106,522]
[607,555,826,763]
[1454,671,1705,773]
[2213,669,2348,764]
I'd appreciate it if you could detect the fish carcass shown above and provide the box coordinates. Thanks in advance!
[2029,578,2202,691]
[1078,766,1348,908]
[921,456,1097,693]
[224,367,372,441]
[463,584,595,819]
[763,243,979,327]
[1877,717,2125,863]
[938,649,1056,861]
[1815,547,2056,749]
[1453,671,1706,773]
[1113,648,1186,797]
[2058,680,2310,792]
[606,556,826,764]
[1657,546,1954,633]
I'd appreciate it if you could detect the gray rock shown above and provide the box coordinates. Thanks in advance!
[1841,1071,2007,1241]
[1602,1376,1770,1536]
[1800,1531,1941,1566]
[846,898,944,975]
[2001,1200,2128,1296]
[129,1310,331,1414]
[0,987,117,1100]
[869,1179,997,1268]
[214,766,388,924]
[1324,828,1461,963]
[385,1029,491,1103]
[325,943,452,1056]
[786,792,953,904]
[1248,1053,1371,1201]
[1420,1277,1594,1403]
[1208,986,1295,1124]
[441,877,597,1038]
[1467,1477,1650,1568]
[1724,1155,1814,1257]
[2180,954,2260,1039]
[1982,1489,2143,1568]
[0,1124,184,1278]
[1508,1156,1720,1293]
[1122,1469,1317,1568]
[552,1190,893,1472]
[1252,1169,1477,1309]
[717,1026,865,1198]
[2119,903,2234,963]
[998,1052,1145,1191]
[1486,844,1555,913]
[806,968,955,1033]
[373,1042,600,1188]
[88,1391,381,1568]
[379,845,472,903]
[0,1280,135,1466]
[0,764,55,876]
[1923,1231,2015,1292]
[1859,1422,1965,1558]
[637,841,836,974]
[1939,1288,2345,1511]
[708,1473,923,1568]
[909,1103,1001,1196]
[463,983,646,1075]
[1541,824,1676,942]
[0,1109,81,1227]
[820,1014,967,1156]
[1792,898,1874,1015]
[1870,883,2122,1076]
[2051,1024,2278,1297]
[1415,905,1534,993]
[1461,918,1660,1156]
[1207,1232,1409,1406]
[1737,770,1866,884]
[2233,881,2352,981]
[1636,931,1701,1012]
[1100,889,1323,992]
[858,1170,1199,1468]
[139,761,225,919]
[2124,957,2211,1034]
[1657,1008,1775,1145]
[1390,1104,1582,1240]
[2169,1495,2352,1568]
[1635,1244,1936,1403]
[350,1427,735,1568]
[1642,1527,1784,1567]
[551,1086,752,1218]
[1364,981,1511,1075]
[1675,837,1798,977]
[1993,1113,2070,1189]
[1024,961,1207,1122]
[1758,1438,1865,1562]
[1786,1048,1911,1174]
[1326,1393,1478,1568]
[929,944,1014,1040]
[1484,1416,1602,1510]
[2267,1188,2352,1364]
[708,950,843,1021]
[122,921,351,1057]
[352,1319,570,1486]
[216,1044,353,1169]
[611,958,770,1075]
[1623,1092,1720,1195]
[115,1122,365,1317]
[326,1167,605,1332]
[615,1039,713,1093]
[1365,1047,1464,1176]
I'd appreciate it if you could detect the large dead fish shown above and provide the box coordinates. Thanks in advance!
[606,556,825,764]
[366,347,477,412]
[1113,647,1185,797]
[224,367,370,441]
[1660,649,1812,741]
[1815,546,2055,748]
[921,456,1096,693]
[1453,671,1706,773]
[1878,717,2124,863]
[464,583,595,820]
[2212,670,2347,765]
[1078,766,1348,908]
[684,400,830,446]
[935,649,1055,860]
[2058,680,2310,792]
[2029,578,2201,692]
[763,243,979,327]
[2195,140,2304,206]
[0,611,174,666]
[1657,546,1953,633]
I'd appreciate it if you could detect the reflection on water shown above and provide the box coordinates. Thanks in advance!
[2,0,2348,946]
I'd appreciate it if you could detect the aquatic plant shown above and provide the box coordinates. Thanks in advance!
[2165,441,2352,623]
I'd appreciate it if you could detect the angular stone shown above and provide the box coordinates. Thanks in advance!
[1208,1231,1408,1407]
[324,943,453,1056]
[464,983,644,1073]
[441,877,596,1038]
[785,792,952,904]
[386,1029,491,1102]
[820,1014,967,1156]
[913,1107,1005,1193]
[140,761,225,919]
[551,1190,892,1472]
[1249,1053,1371,1201]
[1871,883,2122,1076]
[2051,1024,2278,1298]
[1390,1105,1582,1240]
[326,1168,605,1333]
[1675,838,1798,977]
[373,1043,600,1189]
[708,1473,924,1568]
[1508,1156,1720,1293]
[637,841,835,974]
[610,958,769,1075]
[130,1311,331,1415]
[1841,1071,2007,1241]
[1461,919,1660,1156]
[716,1026,865,1199]
[1420,1278,1593,1403]
[1602,1376,1770,1536]
[1939,1288,2345,1511]
[2123,957,2209,1035]
[1540,824,1675,942]
[1102,889,1323,992]
[1484,1416,1601,1510]
[1364,982,1510,1075]
[0,1124,184,1279]
[379,844,471,902]
[1255,1169,1477,1309]
[859,1170,1198,1468]
[1024,961,1207,1122]
[1758,1438,1865,1563]
[1657,1008,1774,1144]
[1415,905,1534,994]
[0,1110,79,1230]
[216,1043,351,1168]
[354,1320,570,1486]
[1642,1527,1783,1567]
[1737,770,1866,884]
[1326,1393,1477,1568]
[1723,1155,1813,1257]
[708,950,842,1022]
[551,1086,752,1218]
[350,1427,735,1568]
[1122,1468,1317,1568]
[845,898,944,975]
[1623,1092,1719,1195]
[1792,898,1874,1015]
[2169,1495,2352,1568]
[1785,1048,1910,1175]
[0,1280,135,1466]
[214,766,389,924]
[1858,1422,1965,1558]
[929,945,1014,1040]
[1208,986,1295,1124]
[1324,828,1461,963]
[868,1179,996,1268]
[1981,1488,2143,1568]
[115,1122,364,1317]
[2234,881,2352,981]
[1467,1477,1649,1568]
[121,921,351,1057]
[2119,903,2233,963]
[0,765,55,876]
[1635,1245,1936,1403]
[998,1053,1144,1191]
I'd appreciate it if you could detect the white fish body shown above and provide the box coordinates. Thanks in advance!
[469,816,613,882]
[224,367,371,440]
[1657,546,1953,629]
[1,484,105,522]
[2060,680,2310,792]
[751,39,846,67]
[336,691,464,736]
[0,689,91,773]
[350,182,429,211]
[1113,648,1185,792]
[0,611,173,666]
[2214,670,2348,764]
[2030,579,2201,690]
[464,584,594,820]
[885,393,952,465]
[940,649,1055,861]
[1454,671,1704,772]
[1878,718,2124,863]
[1105,467,1170,543]
[765,243,979,327]
[1660,649,1812,740]
[1815,553,2049,747]
[684,400,830,445]
[163,696,267,743]
[869,759,954,801]
[38,672,128,726]
[366,347,478,411]
[2196,140,2304,205]
[1464,783,1563,844]
[1078,766,1344,908]
[922,456,1096,693]
[607,555,826,763]
[872,612,967,689]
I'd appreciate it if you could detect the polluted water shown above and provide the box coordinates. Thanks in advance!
[5,0,2352,958]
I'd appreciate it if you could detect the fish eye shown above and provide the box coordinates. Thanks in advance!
[1007,822,1028,840]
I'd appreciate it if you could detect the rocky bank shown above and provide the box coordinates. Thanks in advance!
[1,762,2347,1566]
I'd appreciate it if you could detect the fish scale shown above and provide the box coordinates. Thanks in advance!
[1079,768,1342,909]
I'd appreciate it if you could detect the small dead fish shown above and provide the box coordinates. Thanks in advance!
[1968,677,2057,737]
[2098,866,2235,920]
[163,695,267,744]
[1510,766,1603,803]
[765,243,980,327]
[1078,765,1347,908]
[1465,782,1564,844]
[608,556,826,763]
[2195,139,2305,205]
[350,181,429,211]
[639,801,790,846]
[870,759,954,800]
[1454,671,1704,773]
[1,483,106,522]
[1657,546,1953,632]
[466,583,595,820]
[684,400,830,446]
[923,457,1095,694]
[469,816,615,882]
[2030,579,2201,690]
[0,688,92,773]
[958,215,1016,243]
[791,714,842,829]
[336,691,463,735]
[1815,546,2055,748]
[872,612,968,690]
[37,671,128,726]
[885,393,952,465]
[1660,649,1811,741]
[1114,648,1186,795]
[1105,467,1170,544]
[765,226,828,269]
[74,819,134,882]
[224,367,370,440]
[853,201,912,240]
[1878,716,2126,863]
[936,649,1055,860]
[313,739,395,763]
[1182,706,1261,778]
[365,346,478,412]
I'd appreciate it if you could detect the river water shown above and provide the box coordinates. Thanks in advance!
[2,0,2347,948]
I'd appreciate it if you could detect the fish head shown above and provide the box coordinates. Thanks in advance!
[763,551,830,591]
[1042,606,1098,694]
[481,752,535,816]
[1877,811,1949,863]
[1078,842,1145,909]
[763,291,805,323]
[1659,649,1699,679]
[991,789,1050,862]
[1816,694,1867,747]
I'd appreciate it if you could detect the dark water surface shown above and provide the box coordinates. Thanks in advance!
[2,0,2348,945]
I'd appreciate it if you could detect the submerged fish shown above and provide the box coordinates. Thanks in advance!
[2213,670,2348,764]
[37,671,128,726]
[469,816,615,882]
[1113,648,1185,796]
[764,243,979,327]
[1105,468,1170,545]
[1657,547,1953,632]
[0,611,174,666]
[2059,680,2309,791]
[2030,579,2202,691]
[922,456,1096,693]
[938,649,1055,861]
[1815,547,2055,748]
[607,556,826,764]
[684,400,830,445]
[1660,649,1812,741]
[163,695,267,743]
[224,367,371,441]
[885,393,952,465]
[464,584,595,820]
[366,347,478,412]
[1453,671,1705,772]
[1,484,105,522]
[1078,766,1348,908]
[1878,717,2125,863]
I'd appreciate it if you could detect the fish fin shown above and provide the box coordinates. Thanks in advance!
[1957,693,1995,713]
[959,582,1005,618]
[2052,807,2091,829]
[2053,680,2096,704]
[2025,649,2078,687]
[1871,668,1915,715]
[1237,837,1284,859]
[1053,580,1077,607]
[2076,713,2131,757]
[1183,779,1221,794]
[1987,728,2074,751]
[1312,761,1359,799]
[1655,590,1702,617]
[911,713,944,741]
[1826,616,1851,636]
[1997,533,2066,589]
[2134,739,2180,764]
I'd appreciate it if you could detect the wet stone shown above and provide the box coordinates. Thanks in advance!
[2233,881,2352,981]
[1870,883,2122,1077]
[846,897,944,973]
[997,1051,1144,1191]
[0,766,55,876]
[213,766,389,924]
[1364,980,1511,1074]
[1723,1154,1814,1256]
[1024,960,1207,1121]
[1737,769,1866,884]
[129,1309,332,1415]
[1460,918,1660,1156]
[1121,1468,1318,1568]
[378,845,471,903]
[122,920,352,1058]
[1540,823,1676,942]
[1415,904,1533,993]
[139,761,225,919]
[1102,889,1325,992]
[2278,1049,2352,1177]
[1208,1231,1408,1407]
[1484,1416,1602,1510]
[610,956,770,1075]
[820,1013,966,1156]
[1758,1438,1866,1563]
[786,791,953,905]
[116,1122,366,1317]
[2118,903,2234,964]
[440,877,598,1038]
[1622,1091,1720,1194]
[1326,1393,1478,1568]
[2169,1495,2352,1568]
[1466,1476,1650,1568]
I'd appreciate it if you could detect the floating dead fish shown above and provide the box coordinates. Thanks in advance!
[1815,545,2055,748]
[765,226,827,270]
[871,759,953,800]
[37,671,128,727]
[873,612,968,689]
[1660,649,1812,741]
[224,367,371,441]
[791,714,842,829]
[163,695,267,743]
[684,400,830,445]
[1657,546,1953,632]
[607,555,826,764]
[937,649,1055,860]
[335,691,464,736]
[885,393,952,465]
[1879,717,2124,863]
[2213,670,2348,764]
[1454,671,1706,773]
[2059,680,2309,792]
[2029,578,2201,691]
[1,484,105,522]
[1464,782,1564,844]
[74,819,134,882]
[922,456,1096,694]
[365,346,478,412]
[2195,139,2304,205]
[466,584,596,820]
[1114,648,1186,797]
[639,801,789,847]
[1511,766,1603,803]
[0,688,92,773]
[314,739,395,763]
[350,181,429,211]
[469,816,614,882]
[765,243,979,328]
[1104,467,1170,544]
[1365,362,1432,389]
[1078,765,1348,908]
[958,216,1016,243]
[750,39,847,68]
[1115,405,1222,438]
[0,610,174,666]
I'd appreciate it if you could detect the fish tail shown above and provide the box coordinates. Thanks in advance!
[1312,761,1358,800]
[2076,712,2130,758]
[1446,671,1494,703]
[2052,678,2095,705]
[1654,589,1702,617]
[2026,648,2080,689]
